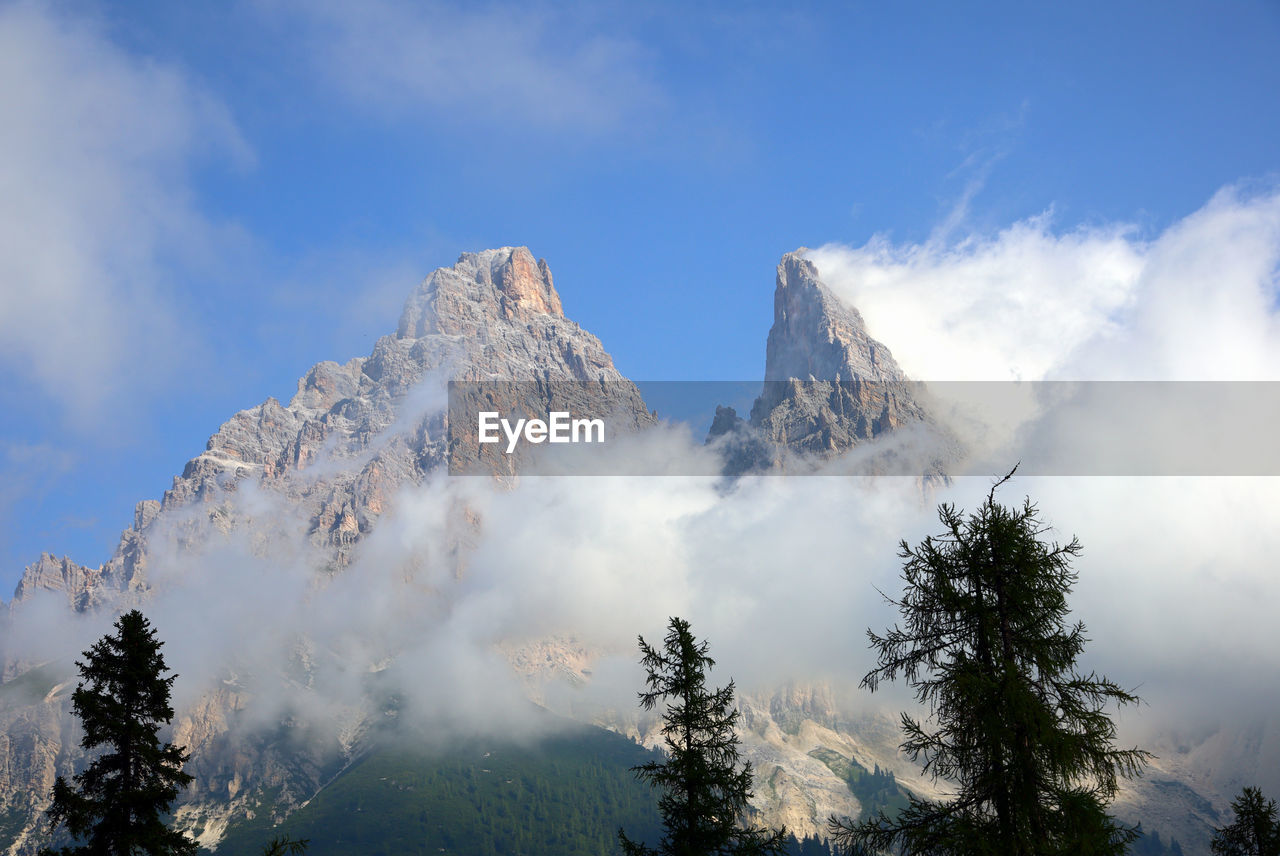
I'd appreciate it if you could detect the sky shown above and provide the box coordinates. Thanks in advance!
[2,0,1280,592]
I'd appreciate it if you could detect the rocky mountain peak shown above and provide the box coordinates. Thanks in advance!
[8,553,100,613]
[397,246,565,339]
[9,246,650,612]
[709,251,928,470]
[764,250,906,384]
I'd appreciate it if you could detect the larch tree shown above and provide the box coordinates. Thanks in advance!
[830,471,1151,856]
[1211,787,1280,856]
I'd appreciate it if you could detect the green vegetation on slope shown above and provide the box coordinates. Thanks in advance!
[806,748,1186,855]
[1132,825,1186,856]
[210,724,663,856]
[807,747,910,821]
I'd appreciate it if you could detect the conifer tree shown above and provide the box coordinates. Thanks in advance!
[1211,787,1280,856]
[830,471,1150,856]
[619,617,787,856]
[42,610,195,856]
[260,836,309,855]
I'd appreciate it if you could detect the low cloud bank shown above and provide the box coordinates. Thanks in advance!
[807,184,1280,383]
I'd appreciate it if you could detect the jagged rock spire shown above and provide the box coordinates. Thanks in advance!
[710,250,927,469]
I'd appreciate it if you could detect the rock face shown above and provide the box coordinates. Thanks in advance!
[8,555,99,614]
[710,251,930,473]
[761,252,909,388]
[398,247,564,339]
[6,499,161,624]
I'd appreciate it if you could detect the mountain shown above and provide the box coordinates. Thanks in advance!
[752,250,924,446]
[0,247,657,852]
[6,247,652,617]
[707,251,945,475]
[0,247,1226,854]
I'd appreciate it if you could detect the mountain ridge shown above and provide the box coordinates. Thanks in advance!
[7,247,651,610]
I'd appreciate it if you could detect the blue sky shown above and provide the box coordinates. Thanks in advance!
[2,0,1278,591]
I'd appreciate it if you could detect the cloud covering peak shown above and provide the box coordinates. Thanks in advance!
[807,185,1280,382]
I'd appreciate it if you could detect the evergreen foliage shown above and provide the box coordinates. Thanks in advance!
[41,610,195,856]
[844,763,910,822]
[830,472,1150,856]
[259,836,308,855]
[1211,787,1280,856]
[1129,825,1184,856]
[210,725,662,856]
[781,833,835,855]
[619,617,787,856]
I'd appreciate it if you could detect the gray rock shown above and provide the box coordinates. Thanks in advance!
[712,250,935,475]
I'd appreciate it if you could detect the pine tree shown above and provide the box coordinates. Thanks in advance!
[1211,787,1280,856]
[260,836,309,855]
[619,617,787,856]
[830,471,1150,856]
[41,610,196,856]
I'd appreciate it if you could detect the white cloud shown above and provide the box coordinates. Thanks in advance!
[0,4,247,423]
[1066,187,1280,381]
[807,185,1280,382]
[806,218,1143,382]
[807,186,1280,478]
[263,0,662,132]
